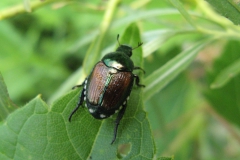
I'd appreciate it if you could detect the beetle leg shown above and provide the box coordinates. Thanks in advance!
[133,74,145,87]
[68,89,85,122]
[111,103,127,144]
[134,66,145,74]
[69,79,87,122]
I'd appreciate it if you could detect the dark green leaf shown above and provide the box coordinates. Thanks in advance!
[206,0,240,25]
[211,58,240,89]
[205,40,240,127]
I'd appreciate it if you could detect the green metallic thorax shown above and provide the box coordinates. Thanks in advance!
[102,45,134,72]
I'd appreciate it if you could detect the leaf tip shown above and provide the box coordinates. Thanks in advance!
[37,94,42,98]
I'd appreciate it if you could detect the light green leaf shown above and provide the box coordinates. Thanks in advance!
[142,29,197,57]
[68,9,180,54]
[168,0,197,28]
[143,30,177,57]
[112,9,179,28]
[0,73,17,121]
[211,58,240,89]
[144,38,213,101]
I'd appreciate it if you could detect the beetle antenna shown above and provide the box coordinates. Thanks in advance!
[132,42,143,50]
[117,34,121,46]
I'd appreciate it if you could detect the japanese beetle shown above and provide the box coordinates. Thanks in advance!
[69,34,145,144]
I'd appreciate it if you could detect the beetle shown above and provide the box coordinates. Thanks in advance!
[69,34,145,144]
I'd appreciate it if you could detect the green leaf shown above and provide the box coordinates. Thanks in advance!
[142,29,200,57]
[0,96,48,159]
[0,73,17,121]
[211,58,240,89]
[143,38,213,101]
[145,73,202,157]
[205,40,240,127]
[159,156,174,160]
[68,9,180,54]
[112,9,179,28]
[206,0,240,25]
[0,23,155,159]
[168,0,197,28]
[143,30,178,57]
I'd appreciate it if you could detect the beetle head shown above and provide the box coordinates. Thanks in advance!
[116,34,143,57]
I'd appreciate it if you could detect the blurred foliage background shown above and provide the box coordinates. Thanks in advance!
[1,0,240,159]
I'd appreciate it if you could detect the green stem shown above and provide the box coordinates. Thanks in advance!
[82,0,121,75]
[100,0,121,35]
[0,0,57,20]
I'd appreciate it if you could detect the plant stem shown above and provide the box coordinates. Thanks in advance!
[0,0,57,20]
[82,0,121,75]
